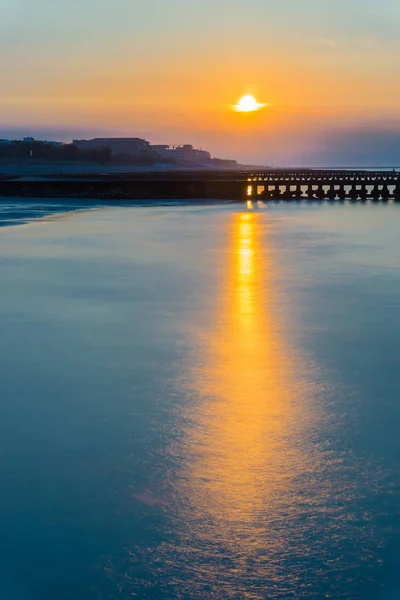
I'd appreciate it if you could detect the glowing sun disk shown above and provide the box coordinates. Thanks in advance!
[234,95,267,112]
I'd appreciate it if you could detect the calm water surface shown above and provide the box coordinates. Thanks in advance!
[0,203,399,599]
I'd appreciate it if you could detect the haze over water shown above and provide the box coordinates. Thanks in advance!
[0,203,399,598]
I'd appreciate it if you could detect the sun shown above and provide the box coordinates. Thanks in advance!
[233,95,267,112]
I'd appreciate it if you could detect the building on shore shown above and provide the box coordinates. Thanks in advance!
[73,139,212,165]
[150,144,170,155]
[69,137,240,167]
[171,144,211,164]
[73,138,150,156]
[149,144,211,165]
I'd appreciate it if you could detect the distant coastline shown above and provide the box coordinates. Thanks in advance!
[0,137,242,171]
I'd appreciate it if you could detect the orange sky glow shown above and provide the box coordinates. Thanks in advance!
[2,0,400,165]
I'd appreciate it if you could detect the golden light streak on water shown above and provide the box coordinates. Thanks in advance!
[174,212,321,597]
[189,212,297,518]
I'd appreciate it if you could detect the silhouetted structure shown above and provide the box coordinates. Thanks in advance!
[148,144,212,165]
[246,170,400,201]
[0,136,236,167]
[73,138,150,156]
[1,170,399,201]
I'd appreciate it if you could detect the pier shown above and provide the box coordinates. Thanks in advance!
[0,170,399,201]
[246,170,400,201]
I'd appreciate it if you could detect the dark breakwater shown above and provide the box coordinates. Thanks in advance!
[0,178,246,200]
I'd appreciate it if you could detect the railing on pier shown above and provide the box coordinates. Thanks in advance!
[245,170,400,201]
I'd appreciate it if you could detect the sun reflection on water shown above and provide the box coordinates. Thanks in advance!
[189,212,299,512]
[174,212,318,597]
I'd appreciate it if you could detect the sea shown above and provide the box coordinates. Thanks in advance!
[0,199,399,599]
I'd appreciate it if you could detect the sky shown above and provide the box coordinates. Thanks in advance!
[1,0,400,166]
